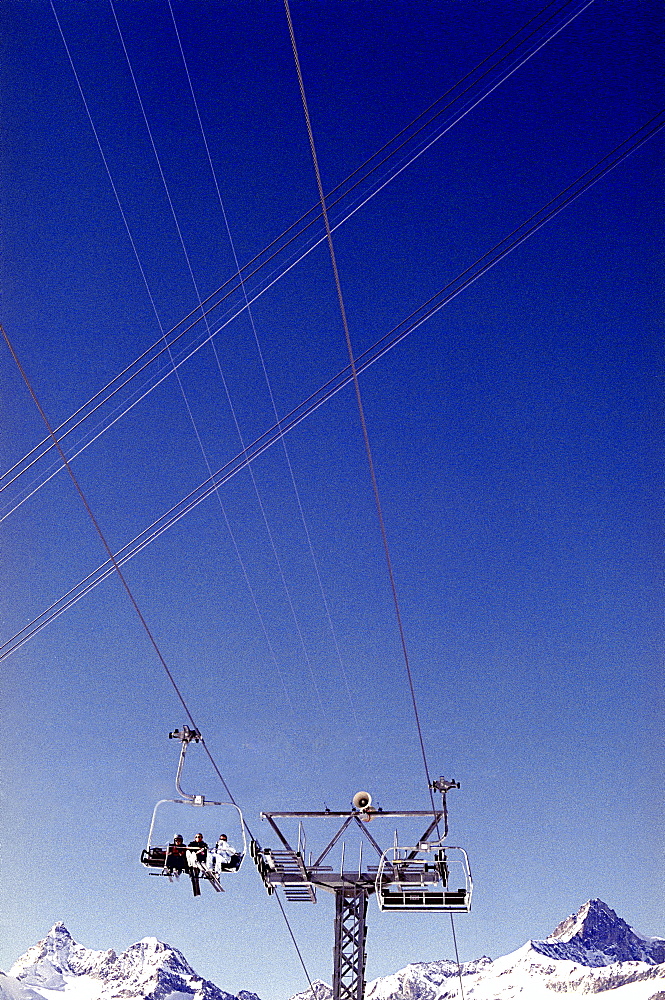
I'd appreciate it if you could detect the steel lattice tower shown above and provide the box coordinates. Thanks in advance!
[333,888,369,1000]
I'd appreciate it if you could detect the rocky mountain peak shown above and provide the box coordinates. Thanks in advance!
[533,899,665,967]
[10,923,116,987]
[548,899,625,944]
[47,924,70,940]
[37,923,72,965]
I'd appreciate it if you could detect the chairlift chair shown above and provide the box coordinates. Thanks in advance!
[375,844,472,912]
[141,797,246,868]
[140,727,246,894]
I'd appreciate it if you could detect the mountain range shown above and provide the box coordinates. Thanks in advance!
[2,899,664,1000]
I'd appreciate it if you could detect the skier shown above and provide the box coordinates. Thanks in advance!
[211,833,241,872]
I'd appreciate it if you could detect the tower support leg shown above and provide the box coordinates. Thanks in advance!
[332,888,368,1000]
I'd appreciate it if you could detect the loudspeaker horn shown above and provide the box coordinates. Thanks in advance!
[352,790,372,810]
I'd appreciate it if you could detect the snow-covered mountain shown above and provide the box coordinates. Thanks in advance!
[538,898,665,966]
[4,900,664,1000]
[293,900,665,1000]
[4,923,259,1000]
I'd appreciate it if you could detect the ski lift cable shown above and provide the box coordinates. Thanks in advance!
[49,0,297,712]
[109,0,325,713]
[284,9,471,979]
[1,109,660,664]
[167,0,360,729]
[274,891,314,990]
[278,41,467,973]
[0,322,203,739]
[450,912,466,1000]
[285,0,441,810]
[0,0,592,500]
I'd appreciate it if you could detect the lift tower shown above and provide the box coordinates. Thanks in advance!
[253,782,472,1000]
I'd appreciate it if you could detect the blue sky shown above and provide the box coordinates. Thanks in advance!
[0,2,662,999]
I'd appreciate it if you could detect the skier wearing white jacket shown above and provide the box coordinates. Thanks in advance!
[211,833,240,871]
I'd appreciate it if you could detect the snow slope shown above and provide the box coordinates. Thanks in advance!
[5,901,664,1000]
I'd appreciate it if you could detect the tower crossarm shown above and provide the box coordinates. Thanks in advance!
[261,809,442,818]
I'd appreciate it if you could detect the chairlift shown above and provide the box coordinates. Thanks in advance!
[140,727,246,896]
[375,843,472,912]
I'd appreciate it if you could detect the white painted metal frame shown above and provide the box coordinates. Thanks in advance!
[375,844,473,911]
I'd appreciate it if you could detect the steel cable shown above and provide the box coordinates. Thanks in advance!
[1,0,592,513]
[2,111,660,664]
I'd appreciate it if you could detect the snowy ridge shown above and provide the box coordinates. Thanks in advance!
[364,957,491,1000]
[0,973,46,1000]
[5,902,664,1000]
[8,925,257,1000]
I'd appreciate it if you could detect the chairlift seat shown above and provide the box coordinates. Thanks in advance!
[381,888,468,911]
[214,853,244,871]
[141,847,167,868]
[143,797,247,884]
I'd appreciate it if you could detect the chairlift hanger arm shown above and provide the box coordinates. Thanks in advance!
[401,813,451,845]
[169,726,202,802]
[427,776,458,843]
